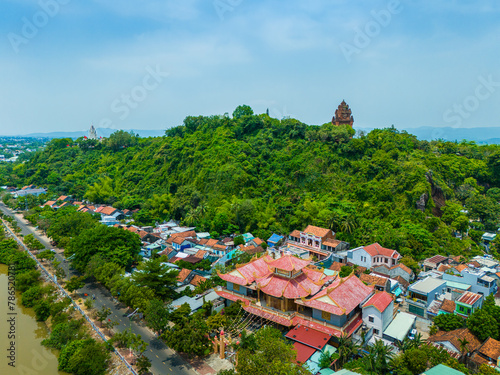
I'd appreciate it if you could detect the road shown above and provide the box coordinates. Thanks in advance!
[0,203,196,375]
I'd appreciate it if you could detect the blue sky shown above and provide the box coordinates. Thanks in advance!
[0,0,499,135]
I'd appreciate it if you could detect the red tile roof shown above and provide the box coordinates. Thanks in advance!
[363,292,393,312]
[215,290,251,305]
[292,342,316,365]
[329,262,343,272]
[289,230,302,238]
[363,243,400,259]
[302,275,373,316]
[190,275,207,287]
[267,256,311,272]
[457,291,482,306]
[44,200,56,207]
[285,325,331,350]
[291,316,343,337]
[302,225,332,238]
[177,268,192,283]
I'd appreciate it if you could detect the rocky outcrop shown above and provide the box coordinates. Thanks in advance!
[416,193,429,212]
[426,171,446,217]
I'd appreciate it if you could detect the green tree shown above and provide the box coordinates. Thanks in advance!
[68,340,111,375]
[66,276,86,293]
[433,313,465,331]
[136,355,152,375]
[145,299,170,335]
[96,306,112,327]
[132,258,179,300]
[232,105,254,119]
[467,308,499,341]
[236,326,310,375]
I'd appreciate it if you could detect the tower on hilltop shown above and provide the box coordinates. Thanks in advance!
[88,125,97,140]
[332,100,354,127]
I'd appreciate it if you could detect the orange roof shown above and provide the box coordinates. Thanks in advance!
[289,230,302,238]
[302,225,331,238]
[194,250,207,259]
[440,299,456,313]
[323,239,341,248]
[177,269,192,283]
[252,237,263,246]
[363,243,400,259]
[360,273,388,287]
[363,292,393,312]
[477,337,500,360]
[437,264,452,272]
[57,195,68,201]
[428,328,481,353]
[455,264,467,272]
[190,275,207,287]
[44,200,56,206]
[213,244,227,251]
[98,206,118,216]
[391,263,412,274]
[329,262,343,272]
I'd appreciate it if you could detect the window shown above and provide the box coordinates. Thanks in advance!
[321,311,331,321]
[385,258,388,264]
[392,259,396,265]
[233,284,240,292]
[368,316,374,323]
[373,329,379,335]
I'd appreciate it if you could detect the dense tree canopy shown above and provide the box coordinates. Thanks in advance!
[3,107,500,261]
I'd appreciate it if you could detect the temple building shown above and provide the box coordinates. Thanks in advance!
[332,100,354,127]
[287,225,349,261]
[216,254,375,337]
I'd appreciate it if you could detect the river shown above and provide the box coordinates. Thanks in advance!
[0,264,66,375]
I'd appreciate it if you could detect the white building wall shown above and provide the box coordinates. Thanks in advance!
[362,305,383,337]
[348,247,372,268]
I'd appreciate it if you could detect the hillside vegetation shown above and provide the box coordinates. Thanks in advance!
[2,105,500,260]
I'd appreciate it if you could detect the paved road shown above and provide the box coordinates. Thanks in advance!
[0,203,196,375]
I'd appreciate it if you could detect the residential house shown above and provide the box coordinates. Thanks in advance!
[190,274,207,288]
[372,263,414,283]
[171,290,222,314]
[267,233,284,248]
[439,299,456,315]
[287,225,349,261]
[56,195,72,203]
[13,187,47,197]
[442,264,497,296]
[427,328,481,356]
[95,206,124,221]
[423,255,450,272]
[407,277,447,317]
[361,292,394,337]
[470,337,500,372]
[216,254,373,338]
[242,233,254,243]
[347,243,401,269]
[422,364,466,375]
[43,200,57,209]
[455,291,483,317]
[359,273,391,292]
[382,312,416,343]
[248,237,264,247]
[177,269,194,285]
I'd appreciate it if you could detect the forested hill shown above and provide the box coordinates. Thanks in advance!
[2,105,500,261]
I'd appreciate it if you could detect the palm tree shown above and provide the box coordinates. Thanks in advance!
[372,339,393,374]
[337,334,358,368]
[394,337,412,353]
[458,337,469,364]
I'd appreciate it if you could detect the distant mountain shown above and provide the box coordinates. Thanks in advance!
[10,126,500,144]
[17,128,166,139]
[356,126,500,144]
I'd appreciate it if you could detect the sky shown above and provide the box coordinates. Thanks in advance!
[0,0,499,136]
